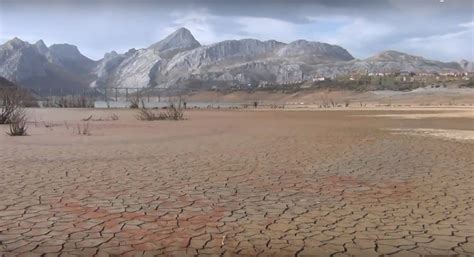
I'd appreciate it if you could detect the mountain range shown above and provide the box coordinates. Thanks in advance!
[0,28,472,93]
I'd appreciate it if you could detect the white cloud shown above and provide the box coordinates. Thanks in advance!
[2,3,471,62]
[309,17,393,58]
[163,12,302,45]
[394,28,474,61]
[459,21,474,28]
[305,15,350,23]
[162,8,218,44]
[325,18,392,45]
[161,8,242,45]
[235,17,299,42]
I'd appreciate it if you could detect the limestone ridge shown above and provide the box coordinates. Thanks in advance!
[0,28,468,91]
[92,29,465,89]
[91,27,201,89]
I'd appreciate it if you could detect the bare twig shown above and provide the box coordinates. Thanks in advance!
[82,115,93,121]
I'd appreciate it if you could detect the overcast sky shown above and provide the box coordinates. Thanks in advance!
[0,0,473,61]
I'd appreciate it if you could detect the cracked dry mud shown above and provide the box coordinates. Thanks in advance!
[0,109,473,257]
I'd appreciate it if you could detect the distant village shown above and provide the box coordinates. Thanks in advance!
[222,70,473,91]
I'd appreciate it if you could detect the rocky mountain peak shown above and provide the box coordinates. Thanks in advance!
[48,44,85,60]
[148,27,201,58]
[4,37,28,49]
[168,27,195,39]
[369,50,422,61]
[286,39,315,46]
[103,50,119,59]
[34,40,49,55]
[0,37,98,91]
[277,39,354,62]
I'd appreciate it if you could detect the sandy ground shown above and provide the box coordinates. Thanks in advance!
[185,88,474,107]
[389,128,474,141]
[0,108,473,257]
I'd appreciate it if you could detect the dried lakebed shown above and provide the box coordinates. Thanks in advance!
[0,108,473,257]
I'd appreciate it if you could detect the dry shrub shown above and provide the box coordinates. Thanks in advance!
[81,115,93,121]
[75,123,91,136]
[0,90,19,124]
[81,114,119,122]
[136,104,185,121]
[56,96,94,108]
[129,97,140,109]
[166,105,184,120]
[110,113,119,121]
[43,121,61,129]
[136,108,167,121]
[7,108,28,136]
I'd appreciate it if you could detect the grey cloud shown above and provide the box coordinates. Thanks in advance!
[1,0,472,61]
[2,0,472,27]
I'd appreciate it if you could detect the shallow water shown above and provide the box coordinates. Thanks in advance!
[94,100,246,109]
